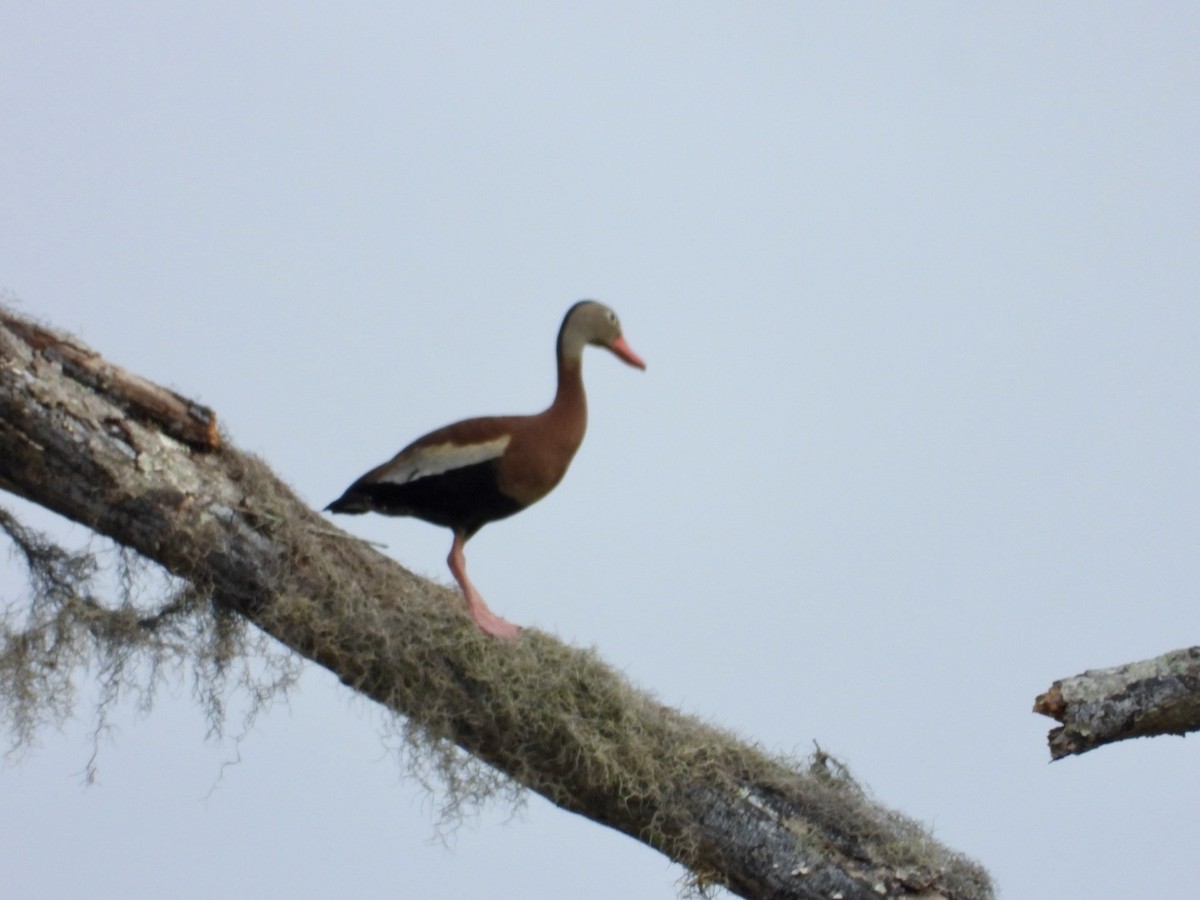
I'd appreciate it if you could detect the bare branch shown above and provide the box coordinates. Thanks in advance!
[1034,646,1200,760]
[0,305,992,900]
[1,313,218,450]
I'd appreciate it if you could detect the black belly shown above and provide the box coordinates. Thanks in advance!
[326,459,523,539]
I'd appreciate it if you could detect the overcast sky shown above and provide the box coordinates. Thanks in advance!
[3,5,1199,898]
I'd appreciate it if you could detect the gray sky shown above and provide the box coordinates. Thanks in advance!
[3,4,1198,898]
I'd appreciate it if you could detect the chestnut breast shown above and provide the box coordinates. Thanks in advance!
[497,403,587,507]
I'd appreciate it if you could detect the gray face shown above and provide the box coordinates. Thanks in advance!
[557,300,644,371]
[581,303,623,348]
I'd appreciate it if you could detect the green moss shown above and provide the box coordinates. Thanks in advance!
[1,443,991,897]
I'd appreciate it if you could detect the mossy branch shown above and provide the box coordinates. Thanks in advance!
[0,305,992,900]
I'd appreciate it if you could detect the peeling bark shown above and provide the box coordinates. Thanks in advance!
[0,306,992,900]
[1,314,218,450]
[1035,647,1200,760]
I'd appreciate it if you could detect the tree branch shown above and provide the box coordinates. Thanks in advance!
[1,313,219,450]
[0,305,991,900]
[1034,647,1200,760]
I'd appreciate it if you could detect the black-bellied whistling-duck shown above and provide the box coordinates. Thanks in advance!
[325,301,645,638]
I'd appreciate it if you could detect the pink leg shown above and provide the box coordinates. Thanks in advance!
[447,532,520,639]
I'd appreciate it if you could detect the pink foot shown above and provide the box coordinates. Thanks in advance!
[447,532,521,639]
[469,605,521,640]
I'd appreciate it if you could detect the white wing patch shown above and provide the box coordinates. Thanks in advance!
[375,435,511,485]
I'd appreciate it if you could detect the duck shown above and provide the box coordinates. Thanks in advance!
[325,300,645,638]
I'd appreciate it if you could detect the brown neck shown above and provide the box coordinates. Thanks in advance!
[551,351,586,413]
[545,349,587,450]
